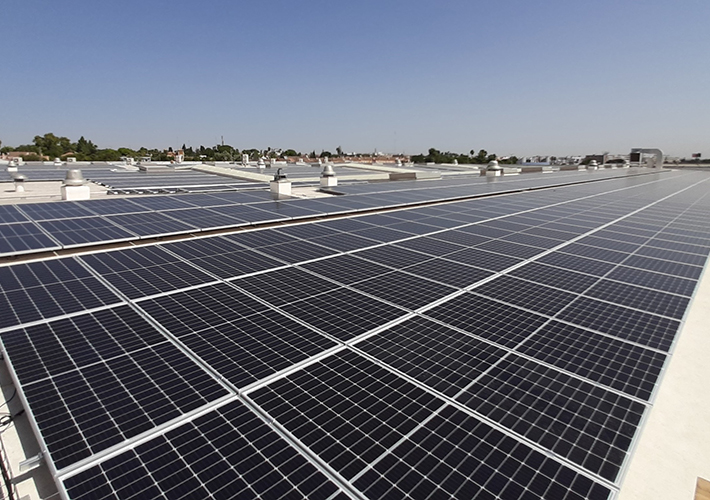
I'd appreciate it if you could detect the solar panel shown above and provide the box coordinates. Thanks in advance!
[0,258,120,329]
[142,298,337,388]
[584,279,690,320]
[79,246,217,299]
[37,217,137,247]
[356,316,507,397]
[232,267,341,306]
[472,275,578,316]
[254,239,339,264]
[17,201,96,221]
[402,258,495,288]
[102,211,197,237]
[634,245,708,266]
[455,354,646,482]
[299,254,394,285]
[605,266,698,296]
[621,254,703,280]
[63,400,344,500]
[424,294,549,348]
[350,271,457,310]
[250,350,612,500]
[476,239,545,259]
[516,321,666,401]
[443,248,524,272]
[555,296,681,351]
[536,252,617,276]
[281,288,406,342]
[1,306,230,470]
[0,205,29,223]
[0,221,61,256]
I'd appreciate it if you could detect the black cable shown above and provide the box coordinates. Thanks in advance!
[0,389,16,410]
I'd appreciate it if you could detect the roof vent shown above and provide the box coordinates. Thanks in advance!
[12,174,27,192]
[64,169,86,186]
[273,168,287,181]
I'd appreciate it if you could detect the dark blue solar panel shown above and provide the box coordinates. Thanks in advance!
[1,306,229,470]
[37,217,137,246]
[63,400,342,500]
[0,222,60,255]
[0,258,120,329]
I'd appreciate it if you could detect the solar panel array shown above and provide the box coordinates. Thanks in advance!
[1,169,709,499]
[0,168,645,257]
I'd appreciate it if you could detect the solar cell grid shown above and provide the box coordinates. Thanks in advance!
[255,239,339,264]
[299,254,393,285]
[430,229,491,247]
[461,224,513,239]
[225,228,298,249]
[556,296,681,351]
[250,350,446,481]
[606,266,698,296]
[80,248,216,300]
[356,316,507,397]
[393,236,465,257]
[125,196,196,211]
[159,207,246,229]
[386,220,441,236]
[0,222,61,255]
[210,204,289,224]
[356,244,434,267]
[350,271,457,310]
[273,222,339,239]
[621,254,703,280]
[402,258,494,288]
[3,307,229,470]
[508,262,601,293]
[473,275,578,316]
[414,216,469,229]
[424,293,549,348]
[18,201,96,221]
[517,321,666,401]
[585,279,690,320]
[559,243,630,264]
[102,212,196,237]
[232,267,342,306]
[177,307,336,388]
[37,217,136,247]
[63,399,343,500]
[654,232,710,247]
[281,288,406,342]
[0,259,120,329]
[355,404,612,500]
[455,354,645,482]
[351,226,414,243]
[309,232,380,252]
[643,238,710,256]
[0,205,29,223]
[476,240,545,259]
[634,245,708,266]
[502,232,564,248]
[537,253,617,277]
[573,236,640,255]
[137,282,271,335]
[443,247,524,272]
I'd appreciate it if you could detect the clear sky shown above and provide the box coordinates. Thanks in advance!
[2,0,708,157]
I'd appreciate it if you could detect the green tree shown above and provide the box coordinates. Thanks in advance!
[33,133,72,158]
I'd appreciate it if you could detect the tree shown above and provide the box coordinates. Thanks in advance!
[33,133,72,158]
[282,149,298,157]
[336,146,343,156]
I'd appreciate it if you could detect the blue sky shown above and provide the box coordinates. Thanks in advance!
[2,0,708,157]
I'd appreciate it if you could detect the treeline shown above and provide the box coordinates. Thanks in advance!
[411,148,518,165]
[0,133,307,162]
